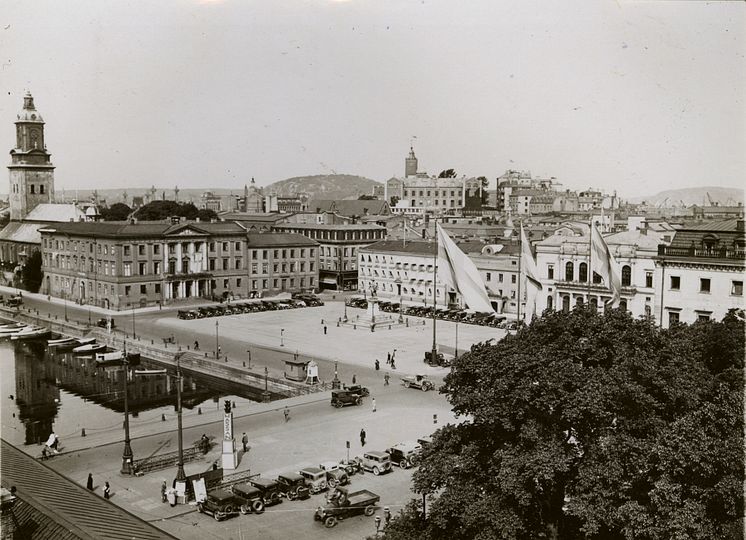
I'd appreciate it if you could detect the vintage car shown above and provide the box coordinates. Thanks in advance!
[276,472,311,500]
[96,317,116,328]
[248,477,283,507]
[318,461,350,488]
[339,457,364,476]
[401,374,435,391]
[230,483,266,514]
[359,451,392,476]
[424,350,446,366]
[342,384,370,397]
[314,488,380,528]
[417,435,433,450]
[330,389,363,408]
[386,442,421,469]
[4,296,22,308]
[299,467,328,494]
[197,488,242,521]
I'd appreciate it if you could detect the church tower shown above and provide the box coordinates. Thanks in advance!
[405,146,418,178]
[8,92,55,221]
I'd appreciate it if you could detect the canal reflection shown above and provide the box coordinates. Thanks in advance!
[1,339,264,447]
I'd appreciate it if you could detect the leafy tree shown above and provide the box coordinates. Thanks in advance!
[100,202,132,221]
[390,195,400,207]
[135,200,181,220]
[358,194,378,200]
[21,250,43,293]
[177,202,199,220]
[377,308,744,540]
[438,168,457,178]
[477,176,490,205]
[196,208,218,221]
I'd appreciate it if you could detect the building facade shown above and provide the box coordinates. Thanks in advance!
[655,220,745,327]
[39,220,318,309]
[273,223,386,290]
[245,233,319,297]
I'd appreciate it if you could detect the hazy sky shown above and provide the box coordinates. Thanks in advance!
[1,0,744,198]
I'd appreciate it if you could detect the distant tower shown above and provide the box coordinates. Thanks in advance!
[243,183,249,212]
[174,185,179,201]
[405,147,418,178]
[8,92,55,221]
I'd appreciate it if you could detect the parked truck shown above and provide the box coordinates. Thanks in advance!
[314,487,380,528]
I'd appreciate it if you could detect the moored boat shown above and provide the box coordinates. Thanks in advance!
[48,336,78,347]
[72,342,106,355]
[96,350,124,363]
[0,323,27,335]
[11,326,51,340]
[134,368,167,376]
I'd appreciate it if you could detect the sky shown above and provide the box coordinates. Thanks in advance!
[0,0,744,198]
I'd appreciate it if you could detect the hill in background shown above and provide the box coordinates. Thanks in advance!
[628,186,744,206]
[263,174,381,200]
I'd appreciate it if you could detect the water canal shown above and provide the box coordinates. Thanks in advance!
[0,334,269,448]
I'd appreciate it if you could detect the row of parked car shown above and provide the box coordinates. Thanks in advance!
[177,294,324,320]
[346,297,516,328]
[198,438,431,528]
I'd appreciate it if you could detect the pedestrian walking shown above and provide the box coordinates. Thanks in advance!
[384,506,391,527]
[375,359,380,371]
[352,374,357,385]
[161,480,167,503]
[86,473,94,491]
[372,398,377,412]
[323,325,327,335]
[284,406,290,422]
[241,432,248,452]
[360,428,366,447]
[103,482,111,499]
[384,372,390,386]
[41,447,47,460]
[194,340,199,351]
[391,357,396,370]
[386,352,391,365]
[217,346,222,357]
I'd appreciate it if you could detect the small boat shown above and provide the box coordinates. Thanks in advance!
[72,342,106,355]
[48,336,78,347]
[96,350,124,364]
[134,368,167,376]
[11,326,51,340]
[0,323,27,335]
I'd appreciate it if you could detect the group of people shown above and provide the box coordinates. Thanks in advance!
[41,432,60,460]
[86,473,110,499]
[375,350,397,372]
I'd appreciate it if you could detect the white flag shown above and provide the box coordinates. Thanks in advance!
[436,223,494,313]
[520,223,542,320]
[590,223,621,307]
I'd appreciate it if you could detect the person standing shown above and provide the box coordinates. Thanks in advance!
[391,357,396,370]
[352,374,357,385]
[161,480,167,503]
[384,372,390,386]
[103,482,111,499]
[323,325,327,335]
[360,428,366,447]
[194,340,199,350]
[241,432,248,452]
[375,359,380,371]
[372,398,377,413]
[86,473,94,491]
[284,406,290,422]
[386,352,391,365]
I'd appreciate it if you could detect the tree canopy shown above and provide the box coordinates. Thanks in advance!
[132,200,217,222]
[438,168,457,178]
[379,308,744,540]
[99,202,132,221]
[21,250,43,293]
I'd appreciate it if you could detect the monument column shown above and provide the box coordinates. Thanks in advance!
[221,400,238,470]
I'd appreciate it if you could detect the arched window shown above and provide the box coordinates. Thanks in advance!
[589,297,598,310]
[621,265,632,287]
[644,304,652,319]
[565,262,574,282]
[579,262,588,282]
[546,295,553,311]
[562,295,570,313]
[619,299,627,311]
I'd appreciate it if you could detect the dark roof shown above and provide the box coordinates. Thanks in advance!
[38,220,247,238]
[360,240,436,256]
[276,223,385,231]
[676,219,743,232]
[1,439,177,540]
[246,233,318,247]
[307,199,390,216]
[221,212,290,222]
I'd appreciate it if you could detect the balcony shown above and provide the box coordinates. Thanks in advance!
[658,245,746,261]
[555,280,637,295]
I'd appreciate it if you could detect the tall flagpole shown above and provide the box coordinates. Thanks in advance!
[588,218,593,306]
[516,220,522,325]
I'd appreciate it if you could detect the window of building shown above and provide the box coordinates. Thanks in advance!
[235,258,242,270]
[262,279,268,288]
[209,242,215,252]
[273,279,278,288]
[30,184,35,194]
[236,278,242,288]
[668,311,680,325]
[579,262,588,283]
[155,284,161,294]
[670,276,680,290]
[547,265,554,279]
[621,265,631,287]
[220,259,228,270]
[235,242,241,250]
[123,263,131,277]
[252,263,258,273]
[154,261,160,274]
[262,263,268,273]
[565,261,574,281]
[138,245,145,256]
[619,299,627,311]
[40,185,45,194]
[223,279,229,288]
[697,312,710,322]
[140,285,147,294]
[547,295,553,310]
[209,259,215,271]
[645,271,653,288]
[154,244,160,255]
[511,275,516,284]
[123,245,131,256]
[125,285,131,296]
[223,242,229,251]
[700,278,710,293]
[486,272,491,281]
[310,262,315,271]
[139,262,146,275]
[732,280,743,296]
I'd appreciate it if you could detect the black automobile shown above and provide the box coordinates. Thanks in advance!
[248,477,283,507]
[96,317,116,328]
[331,389,363,408]
[343,384,370,397]
[385,443,421,469]
[230,483,266,514]
[197,488,242,521]
[276,472,311,501]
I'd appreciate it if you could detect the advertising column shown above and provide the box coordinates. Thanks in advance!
[221,400,238,470]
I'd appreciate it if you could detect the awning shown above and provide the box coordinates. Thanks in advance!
[320,278,338,285]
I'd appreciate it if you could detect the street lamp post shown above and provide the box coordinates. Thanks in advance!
[63,291,68,322]
[280,328,284,347]
[131,304,136,339]
[215,320,220,358]
[263,366,270,403]
[332,360,340,389]
[395,277,403,323]
[120,341,133,475]
[455,320,459,359]
[246,349,252,369]
[174,352,186,483]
